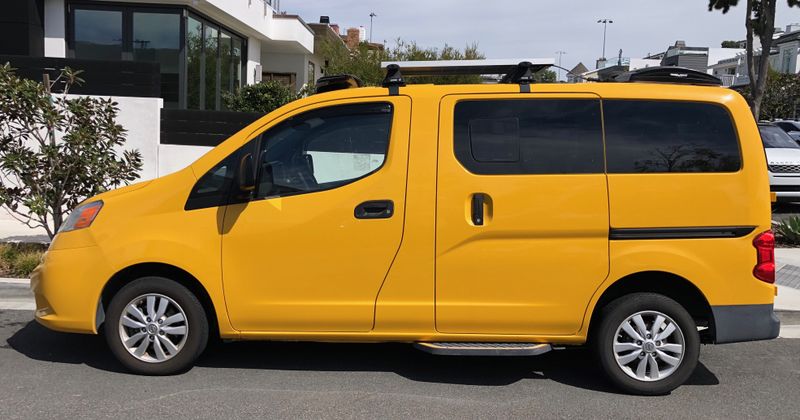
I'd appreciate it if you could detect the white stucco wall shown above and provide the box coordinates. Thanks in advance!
[247,37,262,84]
[158,144,213,177]
[262,52,311,90]
[0,94,164,240]
[43,0,66,58]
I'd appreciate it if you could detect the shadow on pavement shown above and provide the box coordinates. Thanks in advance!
[7,320,719,393]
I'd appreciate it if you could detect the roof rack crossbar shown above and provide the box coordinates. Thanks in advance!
[380,59,553,79]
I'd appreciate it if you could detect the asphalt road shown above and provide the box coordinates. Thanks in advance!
[0,309,798,419]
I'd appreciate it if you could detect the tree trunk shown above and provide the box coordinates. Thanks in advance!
[748,0,777,120]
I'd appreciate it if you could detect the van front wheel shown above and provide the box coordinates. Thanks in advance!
[104,276,209,375]
[593,293,700,395]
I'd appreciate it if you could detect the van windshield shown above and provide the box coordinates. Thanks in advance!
[760,125,800,149]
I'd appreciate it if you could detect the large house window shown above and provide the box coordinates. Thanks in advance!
[132,12,181,107]
[67,2,245,110]
[73,9,122,60]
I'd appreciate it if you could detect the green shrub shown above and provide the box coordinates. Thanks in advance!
[10,251,42,277]
[222,80,298,114]
[775,216,800,245]
[0,243,17,263]
[0,243,47,277]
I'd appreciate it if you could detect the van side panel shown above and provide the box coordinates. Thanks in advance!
[602,90,774,309]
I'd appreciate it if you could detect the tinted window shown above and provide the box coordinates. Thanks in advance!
[454,99,604,174]
[133,12,181,107]
[777,121,800,132]
[185,103,392,210]
[74,9,122,60]
[760,125,800,149]
[184,150,239,210]
[604,100,741,173]
[255,103,393,198]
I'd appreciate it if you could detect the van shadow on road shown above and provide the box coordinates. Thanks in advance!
[6,320,719,394]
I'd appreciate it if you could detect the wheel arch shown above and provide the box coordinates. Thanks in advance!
[98,263,221,340]
[587,271,715,343]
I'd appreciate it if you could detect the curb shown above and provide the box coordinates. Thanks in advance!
[0,278,29,285]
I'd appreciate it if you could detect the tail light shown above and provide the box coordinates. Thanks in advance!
[753,230,775,283]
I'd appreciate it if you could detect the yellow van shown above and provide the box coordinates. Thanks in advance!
[31,63,779,395]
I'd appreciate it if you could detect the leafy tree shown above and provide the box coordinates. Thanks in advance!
[708,0,800,118]
[319,38,486,86]
[533,70,557,83]
[735,69,800,119]
[721,40,742,47]
[0,63,142,238]
[222,80,298,113]
[319,39,385,86]
[386,40,486,85]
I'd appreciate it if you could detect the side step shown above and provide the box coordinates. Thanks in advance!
[413,342,552,356]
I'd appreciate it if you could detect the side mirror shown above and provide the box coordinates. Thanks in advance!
[238,153,255,192]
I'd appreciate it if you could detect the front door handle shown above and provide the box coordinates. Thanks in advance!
[472,193,486,226]
[355,200,394,219]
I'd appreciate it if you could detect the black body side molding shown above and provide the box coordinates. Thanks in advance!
[609,226,756,240]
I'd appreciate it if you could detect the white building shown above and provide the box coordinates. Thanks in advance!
[709,24,800,86]
[0,0,319,240]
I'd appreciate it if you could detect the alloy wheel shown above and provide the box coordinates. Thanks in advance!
[612,310,685,381]
[118,293,189,363]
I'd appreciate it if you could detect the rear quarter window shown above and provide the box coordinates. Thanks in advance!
[604,100,741,173]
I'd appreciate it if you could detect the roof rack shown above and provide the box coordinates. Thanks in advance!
[614,66,722,86]
[380,59,554,93]
[315,74,363,94]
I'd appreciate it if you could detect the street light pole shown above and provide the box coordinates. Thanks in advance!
[597,19,613,60]
[555,50,567,81]
[369,12,377,43]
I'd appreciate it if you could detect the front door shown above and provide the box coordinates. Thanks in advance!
[435,94,609,335]
[222,98,411,332]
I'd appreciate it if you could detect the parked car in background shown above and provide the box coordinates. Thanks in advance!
[759,123,800,202]
[774,120,800,143]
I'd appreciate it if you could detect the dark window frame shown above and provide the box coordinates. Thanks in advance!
[602,99,743,174]
[65,1,247,110]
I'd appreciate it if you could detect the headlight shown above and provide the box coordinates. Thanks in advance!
[59,201,103,233]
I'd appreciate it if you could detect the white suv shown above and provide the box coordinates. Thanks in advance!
[760,123,800,202]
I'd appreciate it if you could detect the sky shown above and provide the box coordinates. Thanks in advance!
[280,0,799,77]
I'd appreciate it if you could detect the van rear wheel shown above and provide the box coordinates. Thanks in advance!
[593,293,700,395]
[104,276,208,375]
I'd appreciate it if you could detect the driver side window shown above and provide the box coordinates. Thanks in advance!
[254,102,393,199]
[184,102,394,211]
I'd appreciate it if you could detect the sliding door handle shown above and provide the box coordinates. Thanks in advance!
[355,200,394,219]
[472,193,486,226]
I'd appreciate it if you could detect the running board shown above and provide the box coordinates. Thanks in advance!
[413,342,552,356]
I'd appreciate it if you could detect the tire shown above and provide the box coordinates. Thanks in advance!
[593,293,700,395]
[104,276,209,375]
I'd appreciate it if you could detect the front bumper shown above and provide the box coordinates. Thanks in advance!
[31,245,109,334]
[712,304,780,344]
[769,172,800,200]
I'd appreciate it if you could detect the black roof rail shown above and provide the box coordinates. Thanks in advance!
[314,74,363,94]
[614,66,722,86]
